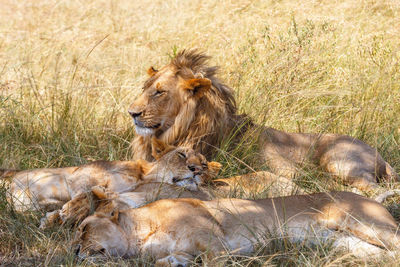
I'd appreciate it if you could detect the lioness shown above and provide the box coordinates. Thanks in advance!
[75,192,400,266]
[43,170,302,228]
[128,50,398,191]
[6,138,218,212]
[42,183,212,228]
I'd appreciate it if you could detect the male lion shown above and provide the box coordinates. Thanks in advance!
[75,192,400,266]
[128,50,398,191]
[6,138,218,212]
[43,170,302,228]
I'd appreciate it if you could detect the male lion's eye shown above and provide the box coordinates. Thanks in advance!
[153,90,165,97]
[178,152,186,159]
[202,163,208,169]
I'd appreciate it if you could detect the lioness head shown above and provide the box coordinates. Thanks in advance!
[54,139,221,228]
[74,211,132,259]
[149,138,221,190]
[58,139,221,226]
[128,50,215,137]
[58,186,118,226]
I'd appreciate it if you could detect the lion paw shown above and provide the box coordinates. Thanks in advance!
[39,210,61,229]
[155,253,192,267]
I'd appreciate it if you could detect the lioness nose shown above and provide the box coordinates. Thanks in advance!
[74,244,81,256]
[128,110,142,118]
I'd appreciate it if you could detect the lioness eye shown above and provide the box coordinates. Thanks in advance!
[178,152,186,159]
[99,248,106,254]
[202,163,208,169]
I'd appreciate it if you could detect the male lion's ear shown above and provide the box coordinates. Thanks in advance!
[182,78,212,99]
[151,137,176,160]
[147,66,158,76]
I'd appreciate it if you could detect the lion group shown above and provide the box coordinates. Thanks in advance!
[2,50,400,266]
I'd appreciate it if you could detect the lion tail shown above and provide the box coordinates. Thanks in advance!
[375,189,400,203]
[0,168,19,179]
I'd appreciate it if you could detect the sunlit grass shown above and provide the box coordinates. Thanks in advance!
[1,0,400,265]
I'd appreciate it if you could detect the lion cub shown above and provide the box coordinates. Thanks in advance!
[75,192,400,266]
[6,138,218,212]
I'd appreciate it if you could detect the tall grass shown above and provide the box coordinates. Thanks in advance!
[1,0,399,265]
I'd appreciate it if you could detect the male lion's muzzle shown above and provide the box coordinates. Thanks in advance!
[128,110,142,119]
[128,110,145,128]
[133,117,145,128]
[128,110,161,128]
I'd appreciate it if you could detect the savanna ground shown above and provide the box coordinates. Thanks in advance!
[1,0,400,266]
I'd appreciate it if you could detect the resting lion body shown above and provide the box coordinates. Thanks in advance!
[7,138,217,212]
[45,183,211,228]
[44,170,301,228]
[128,50,398,191]
[9,161,147,211]
[212,170,305,198]
[75,191,400,266]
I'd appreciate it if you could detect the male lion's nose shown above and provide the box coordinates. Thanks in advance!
[128,110,142,118]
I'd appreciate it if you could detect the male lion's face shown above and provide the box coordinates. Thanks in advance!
[74,213,131,259]
[128,65,211,137]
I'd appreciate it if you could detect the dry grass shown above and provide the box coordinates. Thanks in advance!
[1,0,400,265]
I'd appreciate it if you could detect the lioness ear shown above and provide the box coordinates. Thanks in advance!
[110,210,119,224]
[182,78,211,99]
[208,161,222,177]
[75,223,88,241]
[91,186,108,200]
[147,66,158,76]
[136,159,153,176]
[151,137,176,160]
[202,161,222,183]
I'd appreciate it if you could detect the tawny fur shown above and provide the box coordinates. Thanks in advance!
[0,168,19,179]
[42,170,302,228]
[212,170,305,198]
[129,49,246,161]
[128,50,398,191]
[7,138,218,212]
[75,192,400,266]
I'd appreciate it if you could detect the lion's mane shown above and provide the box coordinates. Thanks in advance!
[131,50,249,160]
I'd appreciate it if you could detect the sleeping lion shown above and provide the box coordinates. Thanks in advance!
[128,49,398,191]
[41,170,303,228]
[4,138,219,212]
[75,192,400,266]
